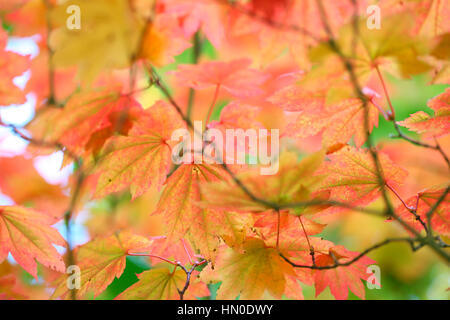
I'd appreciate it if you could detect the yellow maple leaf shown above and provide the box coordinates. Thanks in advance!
[201,237,295,300]
[50,0,143,84]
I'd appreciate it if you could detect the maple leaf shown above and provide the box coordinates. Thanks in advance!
[418,0,450,37]
[187,208,228,265]
[269,63,379,147]
[283,275,305,300]
[116,264,185,300]
[208,100,265,132]
[0,156,68,221]
[0,0,27,12]
[228,0,356,64]
[187,209,258,265]
[249,212,328,286]
[397,187,450,238]
[309,12,432,83]
[150,211,253,266]
[207,101,266,163]
[138,21,191,67]
[0,261,48,299]
[159,0,226,48]
[143,236,197,266]
[49,0,143,84]
[2,0,448,301]
[51,231,153,299]
[268,61,345,113]
[248,0,291,20]
[213,211,254,251]
[154,163,227,262]
[116,263,208,300]
[0,24,29,106]
[93,101,184,200]
[0,275,28,300]
[4,0,48,37]
[27,88,143,157]
[379,0,450,37]
[201,237,295,300]
[379,138,450,195]
[317,146,408,208]
[313,246,376,300]
[0,206,66,279]
[285,96,379,148]
[171,58,268,98]
[397,88,450,139]
[428,33,450,84]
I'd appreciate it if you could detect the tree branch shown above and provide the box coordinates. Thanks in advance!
[280,237,418,270]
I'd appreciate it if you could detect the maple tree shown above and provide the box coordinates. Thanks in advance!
[0,0,449,301]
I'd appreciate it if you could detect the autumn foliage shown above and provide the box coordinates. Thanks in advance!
[0,0,449,301]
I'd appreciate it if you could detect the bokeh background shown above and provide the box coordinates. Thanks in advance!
[0,28,449,300]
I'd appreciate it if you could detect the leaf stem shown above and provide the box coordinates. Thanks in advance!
[127,252,178,265]
[186,32,203,120]
[375,65,395,119]
[181,238,195,265]
[298,216,315,266]
[205,84,221,127]
[385,183,414,212]
[370,98,390,121]
[43,0,56,106]
[276,209,281,249]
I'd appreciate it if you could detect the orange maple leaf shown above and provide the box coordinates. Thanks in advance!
[313,245,376,300]
[201,237,295,300]
[0,156,68,221]
[0,206,66,279]
[159,0,227,48]
[116,262,208,300]
[317,146,408,208]
[0,274,28,300]
[4,0,49,37]
[27,88,143,157]
[138,16,191,67]
[396,186,450,238]
[93,100,185,199]
[171,58,268,98]
[0,25,29,106]
[286,97,379,148]
[154,163,228,260]
[398,88,450,139]
[51,231,153,299]
[417,0,450,37]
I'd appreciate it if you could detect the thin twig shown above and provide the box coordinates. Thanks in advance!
[176,260,206,300]
[186,32,203,120]
[280,237,416,270]
[43,0,57,106]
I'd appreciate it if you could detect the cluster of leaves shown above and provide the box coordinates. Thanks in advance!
[0,0,449,300]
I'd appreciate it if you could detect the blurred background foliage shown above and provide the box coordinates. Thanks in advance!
[88,45,450,300]
[1,27,448,301]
